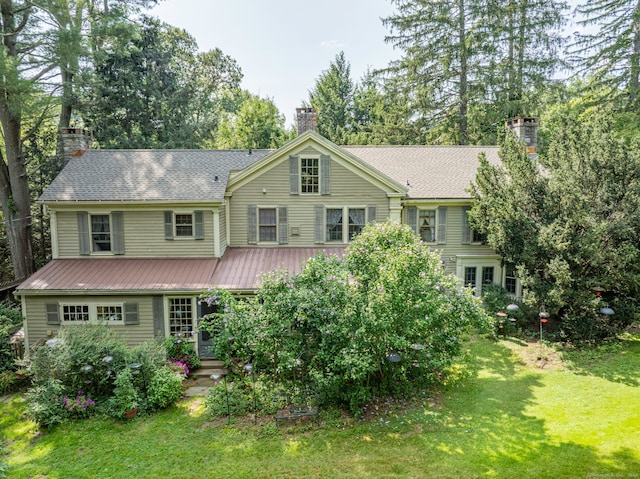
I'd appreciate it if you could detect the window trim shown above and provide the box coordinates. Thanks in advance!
[300,156,320,195]
[418,209,437,243]
[258,207,278,243]
[322,206,370,244]
[58,302,127,324]
[90,214,112,253]
[167,296,196,340]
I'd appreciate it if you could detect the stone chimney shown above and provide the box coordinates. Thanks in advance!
[505,117,538,157]
[296,107,317,135]
[60,128,92,165]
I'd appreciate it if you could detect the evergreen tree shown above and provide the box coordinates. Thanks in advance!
[308,51,354,144]
[571,0,640,107]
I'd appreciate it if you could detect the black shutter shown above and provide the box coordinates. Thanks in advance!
[315,205,324,243]
[407,206,418,235]
[320,154,330,195]
[462,206,471,244]
[437,206,447,244]
[152,296,165,338]
[289,155,299,195]
[367,205,377,224]
[278,206,288,244]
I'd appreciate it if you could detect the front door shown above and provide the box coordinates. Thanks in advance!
[197,300,217,358]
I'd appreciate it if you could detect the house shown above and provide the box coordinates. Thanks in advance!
[15,110,531,357]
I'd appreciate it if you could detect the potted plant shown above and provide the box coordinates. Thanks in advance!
[109,368,140,419]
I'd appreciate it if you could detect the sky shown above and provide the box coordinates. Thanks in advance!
[149,0,400,127]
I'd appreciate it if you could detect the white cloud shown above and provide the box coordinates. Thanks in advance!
[321,40,347,49]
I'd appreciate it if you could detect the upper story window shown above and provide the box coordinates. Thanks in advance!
[301,158,319,193]
[164,210,204,240]
[259,208,277,241]
[408,206,447,244]
[289,154,330,195]
[175,214,194,237]
[419,209,436,243]
[78,211,124,255]
[247,205,288,245]
[91,214,111,251]
[319,206,375,243]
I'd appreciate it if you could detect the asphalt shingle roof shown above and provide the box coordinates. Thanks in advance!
[343,145,500,199]
[40,149,271,202]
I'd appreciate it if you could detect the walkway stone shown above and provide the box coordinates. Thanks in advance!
[184,386,214,397]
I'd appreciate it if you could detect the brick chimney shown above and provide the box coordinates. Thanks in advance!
[296,107,317,135]
[60,128,92,165]
[505,117,538,157]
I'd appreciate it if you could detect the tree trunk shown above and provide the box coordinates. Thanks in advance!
[458,0,469,145]
[0,0,35,280]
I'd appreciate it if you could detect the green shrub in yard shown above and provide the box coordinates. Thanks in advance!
[202,222,491,414]
[205,379,252,418]
[26,378,69,427]
[164,338,200,373]
[146,366,183,411]
[26,324,186,425]
[0,301,22,374]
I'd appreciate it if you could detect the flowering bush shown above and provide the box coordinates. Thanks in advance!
[62,391,96,418]
[201,222,491,413]
[168,360,189,377]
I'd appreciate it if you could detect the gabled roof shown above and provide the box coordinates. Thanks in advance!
[40,149,271,203]
[343,145,500,199]
[227,130,408,194]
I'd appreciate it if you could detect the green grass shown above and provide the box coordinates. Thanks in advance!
[2,336,640,478]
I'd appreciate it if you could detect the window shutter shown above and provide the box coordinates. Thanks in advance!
[124,303,139,325]
[407,207,418,234]
[315,205,324,243]
[247,205,257,244]
[164,211,174,240]
[112,211,125,254]
[152,296,165,338]
[77,211,90,255]
[367,205,377,224]
[46,303,60,325]
[320,154,331,195]
[278,206,288,244]
[194,211,205,240]
[289,155,299,195]
[437,206,447,244]
[462,206,471,244]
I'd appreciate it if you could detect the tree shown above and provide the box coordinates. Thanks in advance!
[469,112,640,341]
[570,0,640,107]
[201,222,489,411]
[382,0,567,145]
[307,51,354,144]
[80,16,243,149]
[214,93,291,149]
[0,0,37,280]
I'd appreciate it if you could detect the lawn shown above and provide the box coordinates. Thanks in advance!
[2,335,639,479]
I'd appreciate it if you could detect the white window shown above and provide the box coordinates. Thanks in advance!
[301,158,319,194]
[91,214,111,251]
[419,209,436,242]
[325,207,370,243]
[60,303,124,323]
[62,305,90,322]
[169,298,194,337]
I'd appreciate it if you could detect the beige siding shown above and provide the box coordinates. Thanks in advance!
[403,205,498,275]
[56,210,216,258]
[219,207,227,255]
[228,154,391,246]
[24,295,155,349]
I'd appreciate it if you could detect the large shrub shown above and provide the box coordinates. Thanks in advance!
[27,324,182,425]
[201,222,491,412]
[0,302,22,373]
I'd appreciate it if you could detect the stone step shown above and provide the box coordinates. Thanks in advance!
[198,359,224,368]
[191,367,229,378]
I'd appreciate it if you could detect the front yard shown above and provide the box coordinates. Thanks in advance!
[2,335,639,478]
